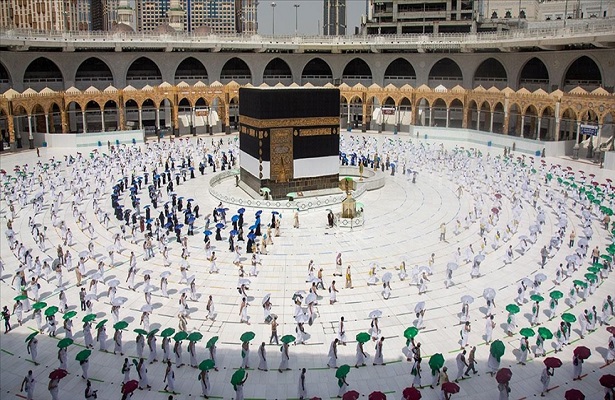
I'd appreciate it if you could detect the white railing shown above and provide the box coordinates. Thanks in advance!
[1,18,613,52]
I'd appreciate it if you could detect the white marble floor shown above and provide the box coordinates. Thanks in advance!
[0,131,613,400]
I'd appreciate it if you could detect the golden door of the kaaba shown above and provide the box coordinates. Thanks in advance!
[269,128,293,183]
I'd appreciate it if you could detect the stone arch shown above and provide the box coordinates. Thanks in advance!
[466,100,479,130]
[432,98,447,128]
[522,104,539,139]
[126,57,162,87]
[75,57,114,90]
[141,99,157,131]
[220,57,252,84]
[415,97,431,127]
[347,95,364,130]
[539,106,556,141]
[31,104,46,133]
[0,61,12,92]
[559,108,578,141]
[301,57,333,86]
[508,103,522,136]
[24,57,64,90]
[428,58,463,88]
[84,100,103,132]
[124,99,140,130]
[103,100,119,131]
[342,58,372,86]
[473,58,508,89]
[263,58,292,86]
[398,97,412,127]
[174,57,209,84]
[384,58,416,87]
[518,57,549,91]
[492,102,505,133]
[65,101,84,133]
[449,99,464,128]
[562,55,602,92]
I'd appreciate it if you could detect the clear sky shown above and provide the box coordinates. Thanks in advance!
[256,0,365,36]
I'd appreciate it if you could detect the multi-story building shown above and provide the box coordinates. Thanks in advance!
[0,0,81,31]
[361,0,614,35]
[324,0,346,35]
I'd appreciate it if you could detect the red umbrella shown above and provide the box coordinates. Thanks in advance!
[544,357,562,368]
[601,374,615,388]
[122,380,139,394]
[564,389,585,400]
[442,382,460,394]
[48,369,68,380]
[589,173,595,177]
[368,391,387,400]
[310,398,323,400]
[342,391,360,400]
[402,387,422,400]
[491,207,499,214]
[495,368,513,384]
[494,193,502,199]
[607,326,615,335]
[573,346,591,360]
[607,178,612,183]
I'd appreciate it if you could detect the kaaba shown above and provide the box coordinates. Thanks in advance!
[239,88,340,199]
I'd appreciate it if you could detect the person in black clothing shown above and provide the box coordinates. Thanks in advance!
[2,306,11,333]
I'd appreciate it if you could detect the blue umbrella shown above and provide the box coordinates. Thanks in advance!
[187,198,194,202]
[249,224,258,230]
[146,219,153,223]
[272,211,279,215]
[188,217,195,224]
[231,215,239,222]
[189,167,194,171]
[237,208,245,214]
[154,174,160,179]
[215,223,224,229]
[178,197,184,200]
[216,208,225,213]
[143,205,150,208]
[247,233,256,240]
[230,230,238,236]
[175,224,184,229]
[255,210,262,216]
[203,230,212,236]
[164,222,173,228]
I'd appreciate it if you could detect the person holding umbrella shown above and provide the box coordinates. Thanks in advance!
[48,376,60,400]
[26,333,38,365]
[232,369,248,400]
[335,365,350,397]
[355,333,369,368]
[114,325,124,356]
[174,334,185,368]
[241,338,250,369]
[77,349,91,379]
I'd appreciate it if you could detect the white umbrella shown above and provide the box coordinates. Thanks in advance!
[293,290,307,299]
[79,251,89,259]
[578,238,588,247]
[417,265,432,274]
[529,225,540,234]
[473,254,485,263]
[534,273,547,283]
[112,297,127,306]
[107,279,120,288]
[482,288,496,301]
[414,301,425,313]
[518,235,530,241]
[520,277,533,287]
[179,288,191,295]
[309,276,321,284]
[186,275,196,284]
[369,310,383,319]
[140,304,153,312]
[143,286,155,293]
[84,293,97,302]
[238,278,251,287]
[106,245,115,252]
[381,272,393,283]
[583,227,593,237]
[160,271,172,278]
[565,254,579,264]
[460,295,474,305]
[262,293,271,306]
[368,261,381,270]
[447,262,459,271]
[141,269,153,276]
[90,272,102,281]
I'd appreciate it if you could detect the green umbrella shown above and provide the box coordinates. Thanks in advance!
[404,327,419,339]
[584,273,597,282]
[281,335,296,344]
[32,301,47,310]
[240,331,255,342]
[538,327,553,340]
[113,321,128,330]
[356,332,371,343]
[506,304,520,314]
[206,336,219,349]
[44,306,59,316]
[63,311,77,320]
[25,332,38,343]
[587,266,601,274]
[549,291,563,300]
[546,173,553,181]
[231,368,247,386]
[95,319,108,329]
[14,295,28,301]
[428,353,445,370]
[600,255,612,262]
[82,314,96,323]
[573,280,588,288]
[520,328,535,337]
[490,340,506,362]
[561,313,576,323]
[608,247,615,255]
[160,328,175,338]
[199,359,215,371]
[335,364,351,379]
[530,295,544,303]
[188,332,203,342]
[75,349,91,361]
[148,329,159,337]
[133,329,148,336]
[57,338,73,348]
[174,331,188,342]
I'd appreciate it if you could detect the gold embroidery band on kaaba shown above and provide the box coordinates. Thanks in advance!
[239,115,339,130]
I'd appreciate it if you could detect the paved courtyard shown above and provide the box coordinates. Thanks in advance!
[0,131,613,400]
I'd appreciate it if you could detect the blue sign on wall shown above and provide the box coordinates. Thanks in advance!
[580,124,598,136]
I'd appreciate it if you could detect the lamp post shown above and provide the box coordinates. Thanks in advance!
[294,4,300,34]
[271,2,276,35]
